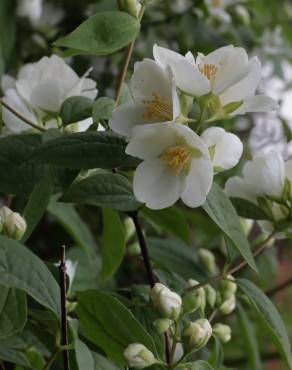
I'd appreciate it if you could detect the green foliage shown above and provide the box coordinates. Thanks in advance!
[230,197,269,220]
[93,97,115,121]
[61,96,95,126]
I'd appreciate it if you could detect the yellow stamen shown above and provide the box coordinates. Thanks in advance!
[199,64,218,85]
[143,92,172,121]
[161,145,192,176]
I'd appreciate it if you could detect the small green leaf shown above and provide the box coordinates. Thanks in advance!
[0,285,27,339]
[203,183,257,272]
[101,209,126,282]
[223,101,243,115]
[61,172,141,211]
[53,11,140,56]
[93,97,115,121]
[61,96,95,126]
[142,206,190,245]
[30,131,139,169]
[230,197,269,220]
[237,279,292,369]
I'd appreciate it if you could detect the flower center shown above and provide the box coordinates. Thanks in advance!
[143,92,173,122]
[161,145,192,176]
[199,64,218,85]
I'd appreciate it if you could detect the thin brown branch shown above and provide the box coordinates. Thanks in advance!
[42,350,61,370]
[266,276,292,297]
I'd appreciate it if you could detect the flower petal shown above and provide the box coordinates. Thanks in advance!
[224,176,257,203]
[231,95,278,116]
[153,44,185,69]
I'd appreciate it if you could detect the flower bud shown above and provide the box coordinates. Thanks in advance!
[219,294,236,315]
[151,283,182,320]
[204,285,216,308]
[183,319,212,350]
[124,343,156,369]
[213,323,232,343]
[198,248,216,274]
[3,212,27,241]
[184,280,206,313]
[117,0,142,19]
[153,318,173,334]
[219,275,237,300]
[128,242,141,256]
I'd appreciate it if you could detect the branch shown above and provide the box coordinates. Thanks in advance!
[266,276,292,297]
[59,246,70,370]
[43,350,61,370]
[0,99,46,132]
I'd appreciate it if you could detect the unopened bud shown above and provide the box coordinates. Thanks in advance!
[184,279,206,313]
[204,285,216,308]
[124,343,156,369]
[118,0,142,19]
[128,242,141,256]
[213,323,232,343]
[153,318,172,334]
[124,217,135,242]
[235,5,250,25]
[219,275,237,300]
[151,283,182,320]
[0,206,27,241]
[198,248,216,274]
[183,319,212,350]
[219,294,236,315]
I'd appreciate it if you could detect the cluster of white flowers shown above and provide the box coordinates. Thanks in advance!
[110,44,277,210]
[1,55,97,134]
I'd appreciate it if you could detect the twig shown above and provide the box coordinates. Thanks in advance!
[0,99,46,132]
[0,360,6,370]
[266,276,292,297]
[42,350,61,370]
[59,246,70,370]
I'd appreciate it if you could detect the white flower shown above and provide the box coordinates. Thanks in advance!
[201,127,243,172]
[153,44,277,117]
[183,319,212,350]
[151,283,182,320]
[126,123,213,209]
[205,0,234,23]
[17,0,43,23]
[124,344,156,369]
[109,59,180,137]
[213,323,232,343]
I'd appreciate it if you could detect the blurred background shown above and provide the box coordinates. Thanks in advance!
[1,1,292,369]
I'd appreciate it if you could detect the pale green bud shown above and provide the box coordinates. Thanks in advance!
[117,0,142,19]
[204,285,216,308]
[153,318,173,334]
[235,5,250,25]
[219,294,236,315]
[3,211,27,241]
[183,319,212,350]
[128,242,141,256]
[219,275,237,300]
[124,343,157,369]
[213,323,232,343]
[184,279,206,313]
[198,248,216,274]
[124,217,135,242]
[151,283,182,320]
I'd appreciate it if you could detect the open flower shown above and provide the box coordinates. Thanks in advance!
[109,59,180,137]
[17,0,43,23]
[154,44,277,118]
[205,0,234,23]
[126,123,213,209]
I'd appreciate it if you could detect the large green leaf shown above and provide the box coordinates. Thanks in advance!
[148,238,208,281]
[48,199,96,258]
[0,134,43,194]
[76,289,157,365]
[30,131,139,169]
[60,96,95,126]
[203,183,257,272]
[92,352,123,370]
[101,209,126,282]
[61,172,141,211]
[53,11,140,56]
[0,285,27,339]
[22,168,55,242]
[142,206,190,245]
[0,0,16,75]
[230,198,269,220]
[0,236,60,317]
[237,302,262,370]
[237,279,292,369]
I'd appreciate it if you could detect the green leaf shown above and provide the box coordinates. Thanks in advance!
[53,11,140,56]
[61,96,95,126]
[92,352,123,370]
[203,183,257,272]
[62,172,141,211]
[48,199,96,258]
[182,361,214,369]
[76,289,157,365]
[0,285,27,339]
[230,198,269,220]
[142,206,190,245]
[0,346,29,367]
[0,134,43,194]
[237,302,262,370]
[0,235,60,317]
[0,0,16,74]
[101,209,126,282]
[237,278,292,369]
[208,336,224,368]
[148,238,208,281]
[30,131,139,169]
[93,97,115,121]
[22,168,55,242]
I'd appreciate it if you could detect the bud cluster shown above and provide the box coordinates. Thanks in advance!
[0,206,27,241]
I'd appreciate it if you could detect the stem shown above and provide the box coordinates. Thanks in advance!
[186,232,275,293]
[0,361,6,370]
[0,99,46,132]
[266,276,292,297]
[42,350,61,370]
[59,246,70,370]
